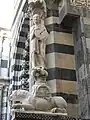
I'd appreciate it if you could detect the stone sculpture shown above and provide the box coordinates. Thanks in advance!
[9,84,67,114]
[9,68,67,115]
[30,14,48,69]
[9,0,68,116]
[9,90,34,111]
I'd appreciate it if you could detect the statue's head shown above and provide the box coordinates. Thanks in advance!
[32,83,51,98]
[33,14,41,25]
[36,86,51,98]
[31,67,48,82]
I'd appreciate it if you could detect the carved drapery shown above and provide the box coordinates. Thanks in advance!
[28,0,48,70]
[70,0,90,8]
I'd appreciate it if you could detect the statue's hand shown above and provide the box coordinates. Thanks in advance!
[34,26,48,40]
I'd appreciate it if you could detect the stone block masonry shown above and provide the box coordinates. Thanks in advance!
[12,111,81,120]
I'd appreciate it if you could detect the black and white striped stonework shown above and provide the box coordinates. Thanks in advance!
[20,24,29,90]
[0,45,11,120]
[10,12,28,92]
[1,86,9,120]
[45,8,78,117]
[47,10,77,116]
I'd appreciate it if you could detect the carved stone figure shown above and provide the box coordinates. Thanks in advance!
[9,90,30,102]
[29,81,67,114]
[9,85,67,115]
[30,14,48,69]
[9,90,34,110]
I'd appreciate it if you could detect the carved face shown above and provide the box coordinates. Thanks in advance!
[36,86,51,98]
[33,14,41,25]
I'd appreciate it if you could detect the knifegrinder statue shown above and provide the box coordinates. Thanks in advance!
[30,14,48,70]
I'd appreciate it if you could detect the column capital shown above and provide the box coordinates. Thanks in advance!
[28,0,47,20]
[45,0,61,8]
[45,0,62,4]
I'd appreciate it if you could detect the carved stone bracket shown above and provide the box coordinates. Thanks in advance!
[28,0,47,20]
[70,0,90,9]
[44,0,61,5]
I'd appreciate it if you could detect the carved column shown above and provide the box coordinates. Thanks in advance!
[28,0,49,90]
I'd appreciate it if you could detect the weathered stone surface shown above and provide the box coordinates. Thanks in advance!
[84,24,90,38]
[12,111,81,120]
[72,10,90,119]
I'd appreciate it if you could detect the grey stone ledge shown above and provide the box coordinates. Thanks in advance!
[12,111,82,120]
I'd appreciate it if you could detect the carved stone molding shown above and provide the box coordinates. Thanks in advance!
[11,111,81,120]
[45,0,61,5]
[44,0,61,8]
[70,0,90,9]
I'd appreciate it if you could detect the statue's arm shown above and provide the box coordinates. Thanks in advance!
[39,26,48,40]
[30,26,35,40]
[34,25,48,40]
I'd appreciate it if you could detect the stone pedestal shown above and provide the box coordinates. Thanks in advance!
[12,111,81,120]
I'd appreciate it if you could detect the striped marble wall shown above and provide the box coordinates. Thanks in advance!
[1,86,9,120]
[10,15,29,91]
[45,8,78,117]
